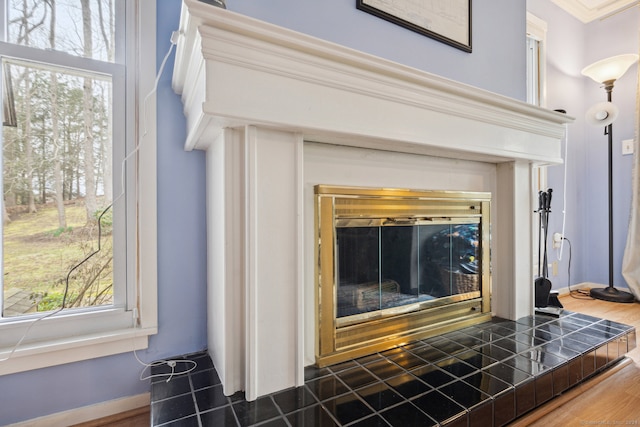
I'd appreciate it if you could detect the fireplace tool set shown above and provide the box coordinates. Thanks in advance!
[535,188,563,314]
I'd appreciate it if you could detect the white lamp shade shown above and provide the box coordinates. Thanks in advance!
[586,101,619,126]
[581,54,639,84]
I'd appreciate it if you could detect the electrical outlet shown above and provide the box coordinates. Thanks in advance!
[622,139,634,156]
[552,232,563,249]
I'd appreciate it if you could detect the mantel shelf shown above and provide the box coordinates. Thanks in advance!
[172,0,572,164]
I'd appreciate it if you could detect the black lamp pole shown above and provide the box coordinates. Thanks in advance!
[589,80,635,303]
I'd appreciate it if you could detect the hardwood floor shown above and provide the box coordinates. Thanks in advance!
[71,407,150,427]
[512,293,640,427]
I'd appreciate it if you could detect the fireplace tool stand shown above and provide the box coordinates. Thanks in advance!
[535,188,563,316]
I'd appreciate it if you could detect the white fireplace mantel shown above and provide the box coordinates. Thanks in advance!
[172,0,573,401]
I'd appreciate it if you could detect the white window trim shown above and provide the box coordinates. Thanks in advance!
[526,12,548,108]
[0,0,157,376]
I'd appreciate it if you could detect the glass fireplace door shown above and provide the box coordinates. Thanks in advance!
[315,185,491,367]
[336,222,481,320]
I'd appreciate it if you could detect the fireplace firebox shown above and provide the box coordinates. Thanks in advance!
[316,185,492,366]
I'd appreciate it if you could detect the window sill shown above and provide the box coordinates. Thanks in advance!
[0,326,157,376]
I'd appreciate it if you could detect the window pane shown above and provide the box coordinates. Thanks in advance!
[7,0,116,62]
[2,59,114,317]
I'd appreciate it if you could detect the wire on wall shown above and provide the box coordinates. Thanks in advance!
[555,120,569,262]
[564,237,592,299]
[134,352,197,383]
[129,32,199,381]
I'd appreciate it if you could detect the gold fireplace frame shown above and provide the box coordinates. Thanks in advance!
[315,185,492,367]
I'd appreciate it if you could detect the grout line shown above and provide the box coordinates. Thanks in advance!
[186,373,203,427]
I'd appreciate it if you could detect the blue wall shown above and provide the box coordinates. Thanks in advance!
[227,0,527,100]
[0,1,532,424]
[527,0,638,292]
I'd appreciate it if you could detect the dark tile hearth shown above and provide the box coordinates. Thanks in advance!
[150,311,636,426]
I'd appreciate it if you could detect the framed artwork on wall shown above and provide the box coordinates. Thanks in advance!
[356,0,472,53]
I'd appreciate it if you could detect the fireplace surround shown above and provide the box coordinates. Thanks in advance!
[172,0,573,400]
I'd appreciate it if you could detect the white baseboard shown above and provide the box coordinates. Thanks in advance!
[7,392,150,427]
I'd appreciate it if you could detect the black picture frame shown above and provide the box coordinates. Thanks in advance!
[356,0,472,53]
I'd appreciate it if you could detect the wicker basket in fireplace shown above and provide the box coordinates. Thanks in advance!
[439,267,479,294]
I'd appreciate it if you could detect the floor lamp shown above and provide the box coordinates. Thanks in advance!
[581,54,638,303]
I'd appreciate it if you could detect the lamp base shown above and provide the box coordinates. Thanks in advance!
[590,286,635,303]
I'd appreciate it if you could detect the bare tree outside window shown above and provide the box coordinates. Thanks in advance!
[2,0,115,316]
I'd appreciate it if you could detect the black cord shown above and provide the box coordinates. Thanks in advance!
[564,237,591,299]
[61,203,113,309]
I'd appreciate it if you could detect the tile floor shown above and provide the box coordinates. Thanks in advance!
[150,311,636,427]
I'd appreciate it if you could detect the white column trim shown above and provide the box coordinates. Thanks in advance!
[494,161,534,320]
[294,133,305,388]
[245,125,259,401]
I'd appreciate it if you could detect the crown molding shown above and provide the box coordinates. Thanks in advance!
[552,0,639,23]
